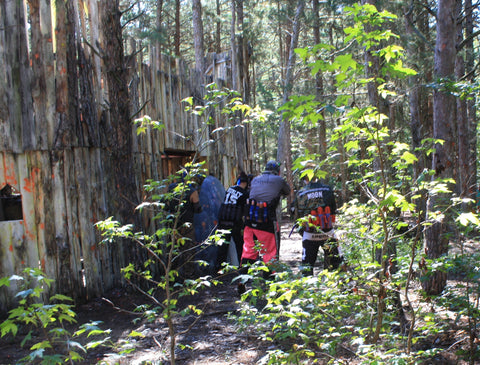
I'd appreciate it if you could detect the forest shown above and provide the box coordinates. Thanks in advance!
[1,0,480,364]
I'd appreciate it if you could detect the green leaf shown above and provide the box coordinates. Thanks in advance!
[182,96,193,106]
[400,151,418,164]
[50,293,74,302]
[0,277,11,287]
[0,320,18,337]
[88,329,111,337]
[68,350,85,361]
[344,140,359,152]
[30,340,52,350]
[334,54,358,72]
[128,330,146,338]
[391,60,417,76]
[85,338,112,349]
[457,212,480,227]
[294,47,309,61]
[26,348,45,361]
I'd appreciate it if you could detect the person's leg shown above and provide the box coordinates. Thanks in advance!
[242,229,277,281]
[250,229,277,264]
[274,220,281,260]
[301,240,321,276]
[237,226,256,294]
[241,226,260,263]
[231,226,244,264]
[323,238,343,270]
[215,231,231,271]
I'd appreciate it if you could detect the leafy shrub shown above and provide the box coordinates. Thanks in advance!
[0,267,112,364]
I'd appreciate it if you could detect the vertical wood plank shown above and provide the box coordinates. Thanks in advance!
[62,149,83,295]
[29,0,55,150]
[50,150,76,296]
[54,0,70,149]
[75,147,101,298]
[91,147,118,291]
[0,4,11,151]
[0,152,24,312]
[0,221,25,311]
[16,154,40,270]
[85,0,103,115]
[30,151,51,292]
[158,56,169,148]
[2,0,35,152]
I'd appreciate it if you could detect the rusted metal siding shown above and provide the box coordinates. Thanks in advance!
[0,0,254,313]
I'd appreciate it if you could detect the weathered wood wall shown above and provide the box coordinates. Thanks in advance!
[0,0,254,313]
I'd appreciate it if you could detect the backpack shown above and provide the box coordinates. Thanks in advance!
[295,184,336,231]
[217,185,247,227]
[218,203,244,225]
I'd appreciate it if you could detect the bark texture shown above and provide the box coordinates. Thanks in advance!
[423,0,457,295]
[277,0,304,204]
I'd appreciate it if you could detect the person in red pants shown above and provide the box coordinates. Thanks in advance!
[238,161,290,293]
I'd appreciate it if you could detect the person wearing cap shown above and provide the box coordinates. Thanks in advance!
[239,161,290,286]
[215,172,250,270]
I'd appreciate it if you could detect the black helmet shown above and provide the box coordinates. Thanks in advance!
[265,160,280,174]
[237,172,249,183]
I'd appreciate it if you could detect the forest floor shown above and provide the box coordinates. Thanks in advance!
[0,221,474,364]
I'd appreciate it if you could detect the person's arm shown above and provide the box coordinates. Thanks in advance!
[325,186,337,215]
[281,179,291,196]
[331,189,337,215]
[190,189,202,213]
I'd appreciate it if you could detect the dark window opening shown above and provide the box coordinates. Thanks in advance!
[0,184,23,221]
[161,149,198,177]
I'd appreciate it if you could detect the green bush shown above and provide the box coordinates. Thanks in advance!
[0,268,112,364]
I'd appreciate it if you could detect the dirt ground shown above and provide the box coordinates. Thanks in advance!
[93,221,305,365]
[0,221,302,365]
[0,221,473,364]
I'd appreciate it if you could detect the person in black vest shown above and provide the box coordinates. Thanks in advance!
[293,175,343,276]
[215,172,250,270]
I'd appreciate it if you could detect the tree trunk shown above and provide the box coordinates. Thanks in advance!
[455,0,468,200]
[277,0,285,84]
[156,0,164,54]
[236,0,250,105]
[231,0,245,172]
[423,0,457,295]
[277,0,304,205]
[192,0,205,75]
[465,0,477,202]
[215,0,221,53]
[361,0,396,265]
[230,0,238,91]
[175,0,180,56]
[312,0,326,158]
[404,0,433,220]
[101,0,138,224]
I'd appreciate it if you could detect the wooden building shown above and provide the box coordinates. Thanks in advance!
[0,1,254,313]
